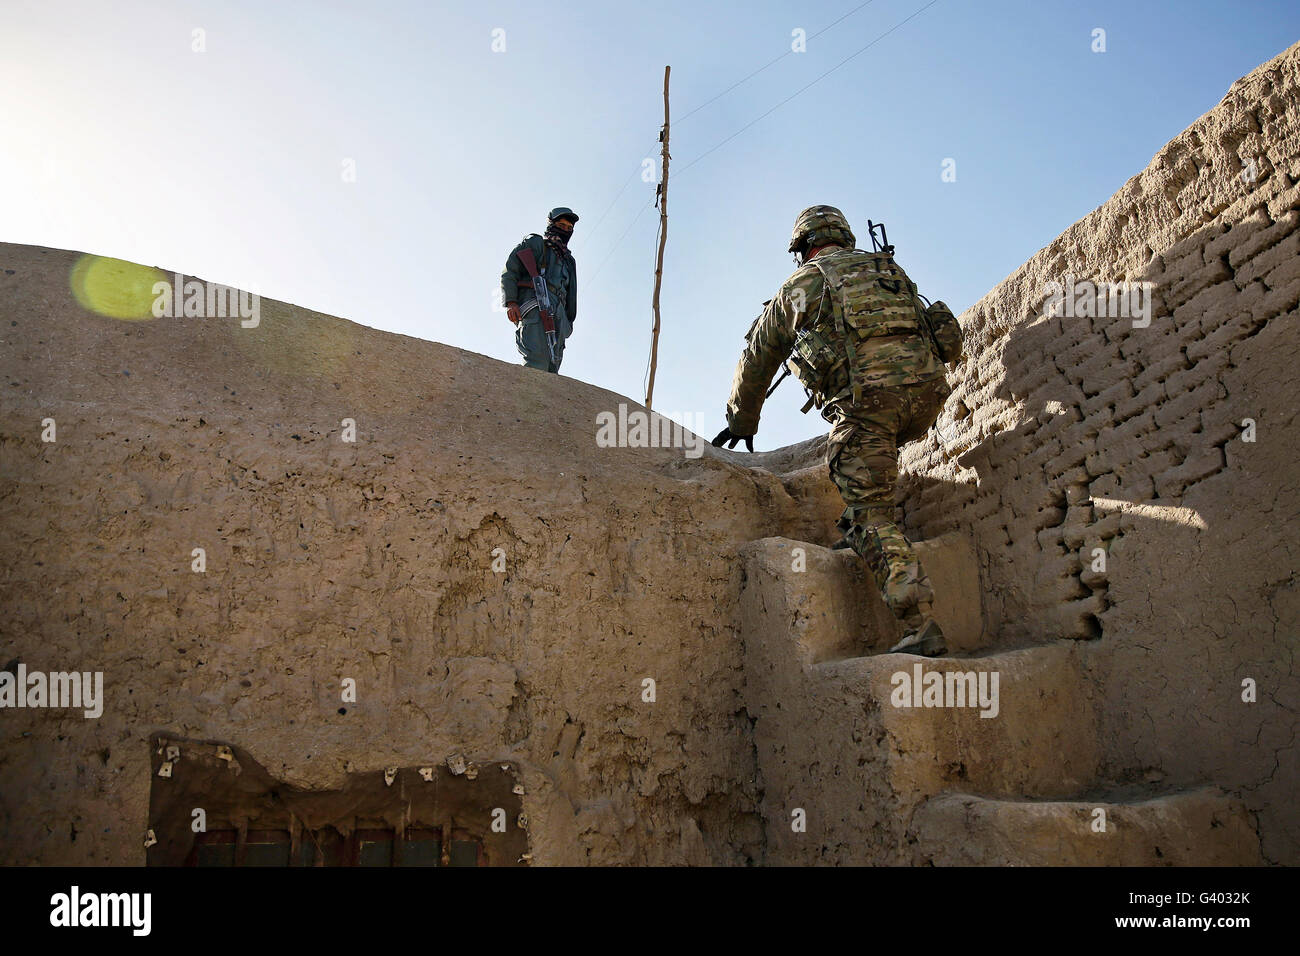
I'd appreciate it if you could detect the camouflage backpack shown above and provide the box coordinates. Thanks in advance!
[917,298,963,366]
[785,248,938,409]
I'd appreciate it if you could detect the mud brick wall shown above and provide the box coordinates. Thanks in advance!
[1,40,1295,869]
[0,264,799,866]
[898,42,1300,862]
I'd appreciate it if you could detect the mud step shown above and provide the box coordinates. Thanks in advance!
[909,788,1262,865]
[738,534,985,659]
[825,643,1101,803]
[741,533,1106,863]
[741,639,1103,863]
[775,463,844,546]
[740,536,1097,804]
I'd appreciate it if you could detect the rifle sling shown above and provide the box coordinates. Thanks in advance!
[515,246,557,334]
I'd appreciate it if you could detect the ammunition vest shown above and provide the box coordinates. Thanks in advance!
[785,248,940,410]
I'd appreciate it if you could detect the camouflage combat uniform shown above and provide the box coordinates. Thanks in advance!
[501,211,578,373]
[724,207,961,641]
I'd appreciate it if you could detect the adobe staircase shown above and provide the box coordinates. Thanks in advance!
[738,490,1261,865]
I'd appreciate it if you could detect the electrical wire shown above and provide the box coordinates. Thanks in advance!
[587,201,654,287]
[677,0,943,176]
[577,1,893,277]
[575,137,661,254]
[675,0,882,127]
[581,0,943,374]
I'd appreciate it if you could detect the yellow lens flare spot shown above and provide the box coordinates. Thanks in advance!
[70,254,167,321]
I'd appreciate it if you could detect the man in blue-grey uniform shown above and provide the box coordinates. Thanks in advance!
[501,207,579,373]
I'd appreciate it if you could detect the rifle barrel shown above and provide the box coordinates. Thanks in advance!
[766,366,791,398]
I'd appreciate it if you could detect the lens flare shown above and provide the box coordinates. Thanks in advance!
[70,254,166,321]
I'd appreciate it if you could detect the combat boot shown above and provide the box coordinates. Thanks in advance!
[891,614,947,657]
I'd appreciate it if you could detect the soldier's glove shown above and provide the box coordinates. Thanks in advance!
[712,427,754,453]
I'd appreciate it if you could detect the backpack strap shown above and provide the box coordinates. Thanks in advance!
[807,256,862,405]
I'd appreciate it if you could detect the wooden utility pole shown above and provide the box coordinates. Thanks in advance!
[645,65,670,410]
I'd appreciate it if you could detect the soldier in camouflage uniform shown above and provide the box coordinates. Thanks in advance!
[502,207,579,373]
[713,206,963,656]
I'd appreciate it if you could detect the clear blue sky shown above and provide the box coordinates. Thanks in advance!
[3,0,1297,448]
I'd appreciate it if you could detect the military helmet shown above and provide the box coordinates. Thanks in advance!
[788,204,854,254]
[547,206,579,224]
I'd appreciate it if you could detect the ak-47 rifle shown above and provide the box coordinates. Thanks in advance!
[767,365,790,398]
[514,245,559,365]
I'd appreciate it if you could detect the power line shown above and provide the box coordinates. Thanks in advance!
[576,2,899,285]
[675,0,881,127]
[578,1,888,271]
[677,0,943,176]
[586,201,654,287]
[580,2,940,299]
[575,137,659,254]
